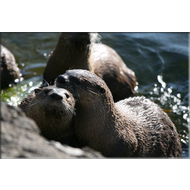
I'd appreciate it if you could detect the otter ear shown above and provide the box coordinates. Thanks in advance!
[99,87,105,94]
[34,88,42,94]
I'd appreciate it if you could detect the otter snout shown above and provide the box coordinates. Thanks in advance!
[49,88,71,101]
[56,75,66,85]
[56,74,77,87]
[56,75,68,89]
[56,74,79,100]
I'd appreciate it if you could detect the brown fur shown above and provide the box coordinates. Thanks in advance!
[55,69,182,158]
[18,85,76,142]
[0,45,20,88]
[43,33,136,101]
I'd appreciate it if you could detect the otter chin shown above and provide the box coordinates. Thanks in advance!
[43,32,136,101]
[55,69,182,158]
[18,85,76,142]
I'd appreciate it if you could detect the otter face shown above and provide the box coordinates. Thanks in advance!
[55,69,106,103]
[25,85,76,140]
[34,85,75,116]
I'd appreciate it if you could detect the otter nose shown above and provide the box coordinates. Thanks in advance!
[57,75,66,84]
[50,93,63,100]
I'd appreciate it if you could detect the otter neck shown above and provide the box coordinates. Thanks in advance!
[74,99,120,152]
[53,36,92,70]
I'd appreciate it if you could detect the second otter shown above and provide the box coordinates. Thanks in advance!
[56,69,182,158]
[43,33,136,101]
[18,85,76,142]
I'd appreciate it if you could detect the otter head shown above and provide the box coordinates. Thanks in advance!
[55,69,114,107]
[26,85,76,140]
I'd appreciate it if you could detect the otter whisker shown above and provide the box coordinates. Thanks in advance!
[42,79,50,87]
[68,108,76,116]
[86,88,98,95]
[24,99,37,108]
[26,101,39,110]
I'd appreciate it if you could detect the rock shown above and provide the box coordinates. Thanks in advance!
[1,102,104,158]
[0,45,21,89]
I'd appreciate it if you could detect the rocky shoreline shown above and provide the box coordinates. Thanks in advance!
[1,102,104,158]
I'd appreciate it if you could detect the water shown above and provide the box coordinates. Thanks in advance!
[1,32,189,158]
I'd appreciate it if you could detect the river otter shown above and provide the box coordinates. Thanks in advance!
[55,69,182,158]
[0,45,21,89]
[43,33,136,101]
[18,85,77,143]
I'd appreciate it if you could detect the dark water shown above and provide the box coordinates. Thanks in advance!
[1,32,189,158]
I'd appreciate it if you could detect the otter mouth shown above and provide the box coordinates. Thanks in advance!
[43,105,66,114]
[42,97,76,117]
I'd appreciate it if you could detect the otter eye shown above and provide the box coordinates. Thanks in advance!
[65,93,70,99]
[99,87,105,94]
[34,88,42,94]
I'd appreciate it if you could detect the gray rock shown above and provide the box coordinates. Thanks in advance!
[1,102,104,158]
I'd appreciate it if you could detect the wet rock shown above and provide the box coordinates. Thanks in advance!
[0,45,21,89]
[1,102,104,158]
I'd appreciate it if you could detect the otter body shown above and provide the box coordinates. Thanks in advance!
[43,33,136,101]
[56,69,182,158]
[0,45,21,88]
[18,86,76,142]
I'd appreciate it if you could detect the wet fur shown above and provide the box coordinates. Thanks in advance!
[56,69,182,157]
